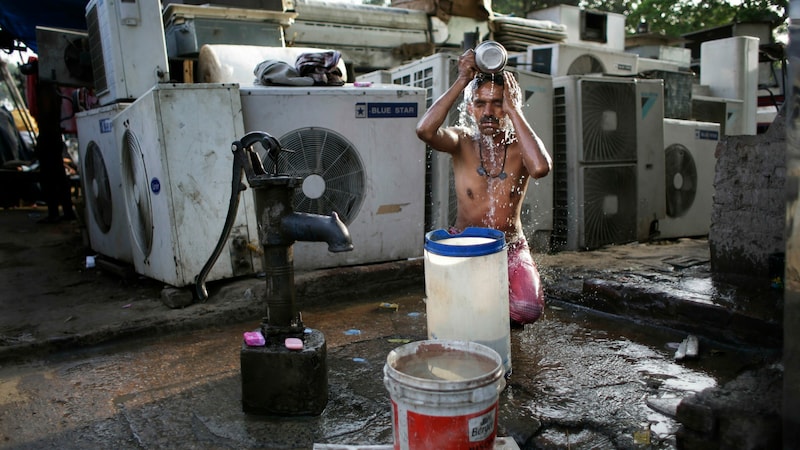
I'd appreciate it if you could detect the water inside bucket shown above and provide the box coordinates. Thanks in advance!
[394,346,498,382]
[435,236,495,247]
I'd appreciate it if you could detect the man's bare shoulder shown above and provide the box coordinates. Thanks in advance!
[428,126,474,154]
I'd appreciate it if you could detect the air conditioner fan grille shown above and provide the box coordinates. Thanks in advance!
[267,127,366,224]
[580,80,637,163]
[665,143,697,218]
[121,128,153,257]
[84,141,113,233]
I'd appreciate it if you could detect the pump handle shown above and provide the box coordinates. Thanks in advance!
[236,130,294,177]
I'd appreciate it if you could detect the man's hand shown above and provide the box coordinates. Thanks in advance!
[458,49,479,82]
[502,71,523,114]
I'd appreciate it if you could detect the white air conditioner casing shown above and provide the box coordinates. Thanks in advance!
[627,45,691,69]
[511,68,554,253]
[700,36,759,135]
[239,84,426,271]
[85,0,169,105]
[75,103,132,263]
[385,53,460,231]
[115,83,262,287]
[659,119,720,239]
[637,57,681,73]
[551,75,664,251]
[528,43,638,77]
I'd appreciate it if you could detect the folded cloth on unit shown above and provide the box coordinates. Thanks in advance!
[295,50,345,86]
[253,60,315,86]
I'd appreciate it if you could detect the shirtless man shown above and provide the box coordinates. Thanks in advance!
[415,48,552,324]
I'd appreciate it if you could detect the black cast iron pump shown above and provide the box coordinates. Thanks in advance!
[196,131,353,415]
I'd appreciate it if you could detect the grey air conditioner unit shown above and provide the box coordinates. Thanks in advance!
[551,75,664,251]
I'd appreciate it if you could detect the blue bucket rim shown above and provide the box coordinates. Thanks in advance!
[424,227,506,257]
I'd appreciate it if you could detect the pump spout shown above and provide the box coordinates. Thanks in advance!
[281,211,353,253]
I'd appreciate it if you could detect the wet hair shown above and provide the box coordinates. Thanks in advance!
[474,72,505,87]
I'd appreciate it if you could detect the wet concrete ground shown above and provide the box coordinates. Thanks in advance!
[0,290,776,449]
[0,207,784,448]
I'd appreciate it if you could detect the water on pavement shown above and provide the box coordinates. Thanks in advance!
[0,286,773,450]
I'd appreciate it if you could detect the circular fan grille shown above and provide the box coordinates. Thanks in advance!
[120,128,153,257]
[84,141,112,233]
[567,54,605,75]
[580,80,637,162]
[582,165,637,249]
[665,143,697,218]
[265,127,365,225]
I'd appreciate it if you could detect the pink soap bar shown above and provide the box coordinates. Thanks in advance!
[285,337,303,350]
[243,331,265,347]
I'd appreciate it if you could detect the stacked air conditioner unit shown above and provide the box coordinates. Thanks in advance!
[85,0,170,105]
[239,84,427,271]
[526,4,626,51]
[527,42,638,77]
[287,0,431,72]
[162,3,295,59]
[381,53,460,231]
[114,83,262,287]
[75,103,132,263]
[551,75,665,251]
[692,95,745,138]
[699,36,759,136]
[658,119,720,239]
[511,68,555,253]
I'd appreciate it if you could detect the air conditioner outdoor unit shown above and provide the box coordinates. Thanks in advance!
[114,83,262,287]
[528,43,638,77]
[700,36,759,135]
[286,0,430,71]
[527,4,626,50]
[162,3,295,58]
[659,118,720,239]
[85,0,170,105]
[551,75,664,251]
[511,68,554,253]
[239,84,427,271]
[75,103,132,263]
[34,26,94,88]
[692,95,745,137]
[383,52,460,231]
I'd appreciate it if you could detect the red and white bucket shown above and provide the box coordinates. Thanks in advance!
[383,340,506,450]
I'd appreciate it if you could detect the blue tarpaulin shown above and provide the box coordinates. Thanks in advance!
[0,0,89,53]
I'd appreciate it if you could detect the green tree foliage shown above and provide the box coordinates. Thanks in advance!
[490,0,787,39]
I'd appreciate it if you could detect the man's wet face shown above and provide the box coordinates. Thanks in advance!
[470,82,505,135]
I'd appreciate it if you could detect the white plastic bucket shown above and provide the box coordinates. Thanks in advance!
[383,340,506,450]
[424,227,511,375]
